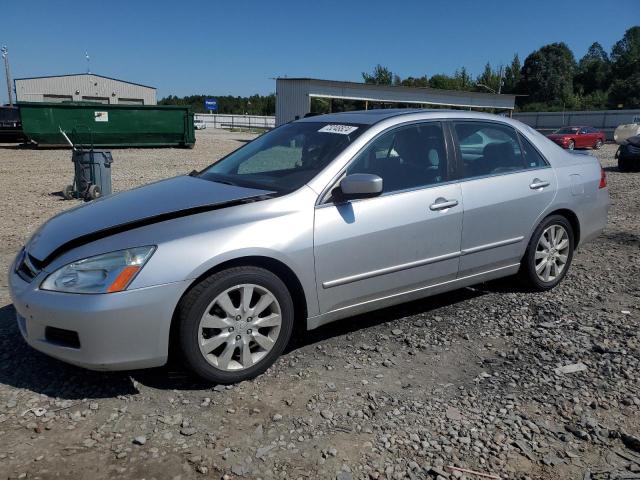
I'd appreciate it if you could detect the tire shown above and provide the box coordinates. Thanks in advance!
[594,139,603,150]
[62,185,74,200]
[567,140,575,150]
[618,156,629,172]
[519,215,575,291]
[177,266,294,384]
[86,184,101,200]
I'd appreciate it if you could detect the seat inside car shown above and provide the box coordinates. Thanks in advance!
[367,126,444,191]
[478,141,521,176]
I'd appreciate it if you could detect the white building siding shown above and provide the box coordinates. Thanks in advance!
[15,74,156,105]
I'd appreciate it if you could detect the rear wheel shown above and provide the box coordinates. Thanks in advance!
[178,267,294,384]
[519,215,574,291]
[594,139,603,149]
[86,184,101,200]
[567,140,575,150]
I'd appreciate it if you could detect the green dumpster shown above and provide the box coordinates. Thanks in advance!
[18,102,195,148]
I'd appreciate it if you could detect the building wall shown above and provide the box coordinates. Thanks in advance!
[276,79,311,126]
[15,75,156,105]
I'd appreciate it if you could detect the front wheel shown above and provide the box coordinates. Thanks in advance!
[567,140,575,150]
[62,185,74,200]
[178,267,294,384]
[519,215,574,291]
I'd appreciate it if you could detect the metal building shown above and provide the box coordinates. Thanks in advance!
[276,78,517,126]
[14,74,156,105]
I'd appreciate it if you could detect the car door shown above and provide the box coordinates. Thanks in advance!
[451,121,556,277]
[314,121,463,315]
[576,127,586,148]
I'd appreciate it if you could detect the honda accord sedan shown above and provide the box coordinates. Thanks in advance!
[9,110,609,383]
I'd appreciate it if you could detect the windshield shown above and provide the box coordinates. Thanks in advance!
[554,127,579,134]
[199,122,367,192]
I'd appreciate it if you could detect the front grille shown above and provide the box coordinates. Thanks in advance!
[45,327,81,349]
[16,251,41,282]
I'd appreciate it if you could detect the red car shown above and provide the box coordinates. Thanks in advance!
[547,126,605,150]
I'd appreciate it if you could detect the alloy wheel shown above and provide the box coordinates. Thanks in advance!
[534,224,570,282]
[197,283,282,371]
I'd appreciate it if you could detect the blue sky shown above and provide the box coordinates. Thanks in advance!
[2,0,638,103]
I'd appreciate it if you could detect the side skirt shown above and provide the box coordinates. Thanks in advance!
[306,263,520,330]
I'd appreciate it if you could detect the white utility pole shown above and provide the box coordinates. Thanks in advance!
[1,46,13,107]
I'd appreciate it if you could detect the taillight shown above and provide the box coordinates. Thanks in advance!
[599,167,607,189]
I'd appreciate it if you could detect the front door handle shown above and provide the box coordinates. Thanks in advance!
[429,198,459,211]
[529,179,550,190]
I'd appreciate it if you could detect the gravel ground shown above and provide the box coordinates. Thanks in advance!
[0,134,638,480]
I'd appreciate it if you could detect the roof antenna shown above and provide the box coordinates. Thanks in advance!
[85,51,90,74]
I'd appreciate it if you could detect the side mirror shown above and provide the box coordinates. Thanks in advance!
[337,174,383,201]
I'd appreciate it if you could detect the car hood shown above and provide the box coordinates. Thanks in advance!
[547,134,569,140]
[26,175,274,265]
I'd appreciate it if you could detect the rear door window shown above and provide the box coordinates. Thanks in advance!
[519,134,549,169]
[453,121,526,179]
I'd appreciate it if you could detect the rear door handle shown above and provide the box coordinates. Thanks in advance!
[529,179,550,190]
[429,198,459,211]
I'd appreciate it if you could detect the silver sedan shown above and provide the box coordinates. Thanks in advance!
[9,110,609,383]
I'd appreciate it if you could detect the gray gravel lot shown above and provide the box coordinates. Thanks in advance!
[0,133,638,480]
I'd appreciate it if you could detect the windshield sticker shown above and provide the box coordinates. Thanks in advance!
[318,124,358,135]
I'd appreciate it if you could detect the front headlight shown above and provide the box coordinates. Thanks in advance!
[41,246,155,294]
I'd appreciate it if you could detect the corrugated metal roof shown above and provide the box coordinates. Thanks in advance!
[14,73,155,90]
[276,77,514,103]
[298,109,511,126]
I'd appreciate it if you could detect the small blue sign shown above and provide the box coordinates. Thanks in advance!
[205,98,218,111]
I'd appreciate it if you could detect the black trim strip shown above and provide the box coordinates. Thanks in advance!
[38,194,273,267]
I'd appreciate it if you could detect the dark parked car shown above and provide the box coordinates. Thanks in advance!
[547,126,605,150]
[617,135,640,172]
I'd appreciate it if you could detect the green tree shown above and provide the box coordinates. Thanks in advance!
[428,74,459,90]
[399,75,429,88]
[609,73,640,108]
[502,54,521,94]
[520,42,576,105]
[574,42,611,95]
[362,64,394,85]
[159,94,276,114]
[610,26,640,79]
[454,67,473,90]
[475,62,502,93]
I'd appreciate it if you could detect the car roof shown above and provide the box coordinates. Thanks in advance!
[296,108,512,126]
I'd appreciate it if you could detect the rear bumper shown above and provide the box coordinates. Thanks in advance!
[9,265,189,371]
[579,187,609,247]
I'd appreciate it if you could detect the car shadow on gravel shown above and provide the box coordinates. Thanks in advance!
[288,286,486,351]
[0,304,140,399]
[0,286,493,397]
